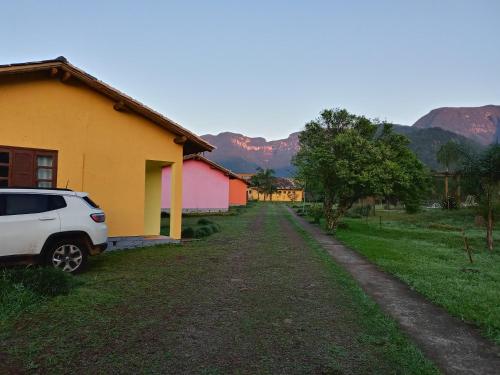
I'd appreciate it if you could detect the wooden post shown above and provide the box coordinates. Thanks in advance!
[462,230,473,263]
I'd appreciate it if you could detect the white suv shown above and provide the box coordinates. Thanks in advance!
[0,188,108,273]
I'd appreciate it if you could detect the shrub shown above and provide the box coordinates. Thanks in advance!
[209,224,220,233]
[404,198,421,214]
[197,218,213,225]
[3,267,75,297]
[160,211,169,219]
[181,227,195,238]
[307,205,323,224]
[194,226,213,238]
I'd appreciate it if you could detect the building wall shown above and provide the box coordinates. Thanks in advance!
[0,73,184,238]
[162,159,229,211]
[248,188,304,202]
[229,179,247,206]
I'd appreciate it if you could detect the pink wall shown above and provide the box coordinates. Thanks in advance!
[162,159,230,211]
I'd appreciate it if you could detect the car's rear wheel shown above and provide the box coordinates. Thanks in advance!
[46,240,88,273]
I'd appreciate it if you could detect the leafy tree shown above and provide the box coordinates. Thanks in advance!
[250,168,277,201]
[293,108,430,231]
[460,145,500,251]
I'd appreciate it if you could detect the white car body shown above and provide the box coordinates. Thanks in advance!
[0,189,108,270]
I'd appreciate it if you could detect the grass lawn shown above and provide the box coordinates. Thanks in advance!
[327,208,500,345]
[0,204,438,374]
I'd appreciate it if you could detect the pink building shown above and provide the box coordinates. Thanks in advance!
[162,155,238,213]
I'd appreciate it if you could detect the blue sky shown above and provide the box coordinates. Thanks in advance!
[1,1,499,139]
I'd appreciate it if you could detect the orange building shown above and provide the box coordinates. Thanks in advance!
[229,178,249,206]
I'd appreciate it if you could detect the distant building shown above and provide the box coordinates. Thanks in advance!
[240,174,304,202]
[162,155,247,213]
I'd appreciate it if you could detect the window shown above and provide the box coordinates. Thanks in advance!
[0,151,9,187]
[0,194,66,216]
[36,155,55,187]
[0,146,57,188]
[82,196,100,208]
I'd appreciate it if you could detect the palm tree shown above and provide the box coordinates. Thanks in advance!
[437,141,462,207]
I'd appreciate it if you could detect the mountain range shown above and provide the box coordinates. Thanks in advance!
[201,105,499,176]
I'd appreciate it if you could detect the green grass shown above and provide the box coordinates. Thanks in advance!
[321,208,500,345]
[0,204,438,374]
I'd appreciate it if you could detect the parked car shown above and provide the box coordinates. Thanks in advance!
[0,188,108,273]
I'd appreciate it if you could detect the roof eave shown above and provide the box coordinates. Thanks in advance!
[0,59,214,154]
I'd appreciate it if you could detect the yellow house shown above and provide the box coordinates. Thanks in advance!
[0,57,213,246]
[239,175,304,202]
[247,187,304,202]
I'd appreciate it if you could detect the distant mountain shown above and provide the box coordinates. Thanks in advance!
[201,132,300,177]
[412,105,500,145]
[392,125,483,170]
[201,126,482,176]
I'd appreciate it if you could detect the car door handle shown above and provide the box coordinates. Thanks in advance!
[39,217,56,221]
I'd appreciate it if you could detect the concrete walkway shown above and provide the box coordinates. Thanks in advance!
[287,207,500,375]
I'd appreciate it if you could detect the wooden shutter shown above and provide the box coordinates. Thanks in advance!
[10,149,36,187]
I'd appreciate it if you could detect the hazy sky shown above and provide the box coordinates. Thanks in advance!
[1,1,499,140]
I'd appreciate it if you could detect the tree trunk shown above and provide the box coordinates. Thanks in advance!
[330,204,350,230]
[444,175,449,209]
[487,207,494,252]
[323,195,335,230]
[324,195,352,232]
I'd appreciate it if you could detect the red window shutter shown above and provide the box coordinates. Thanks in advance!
[10,149,35,187]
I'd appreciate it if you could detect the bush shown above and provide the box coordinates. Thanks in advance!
[441,196,458,210]
[197,218,213,225]
[160,211,169,219]
[181,227,195,238]
[209,224,220,233]
[194,226,213,238]
[3,267,75,297]
[307,205,323,224]
[404,199,421,214]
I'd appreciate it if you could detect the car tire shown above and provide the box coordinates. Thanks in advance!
[45,239,88,274]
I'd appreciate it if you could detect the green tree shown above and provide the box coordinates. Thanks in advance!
[250,168,277,201]
[293,108,430,230]
[460,144,500,251]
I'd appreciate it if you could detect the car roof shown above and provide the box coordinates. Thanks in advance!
[0,188,86,196]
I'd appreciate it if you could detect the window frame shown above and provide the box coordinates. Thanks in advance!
[0,146,58,188]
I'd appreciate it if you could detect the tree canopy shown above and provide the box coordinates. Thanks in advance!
[293,108,430,230]
[437,140,462,172]
[460,144,500,251]
[250,168,277,200]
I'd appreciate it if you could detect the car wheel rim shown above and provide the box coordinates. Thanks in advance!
[52,244,83,272]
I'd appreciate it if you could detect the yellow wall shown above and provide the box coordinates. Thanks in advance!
[248,187,304,202]
[0,73,184,238]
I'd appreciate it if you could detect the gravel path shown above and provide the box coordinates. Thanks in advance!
[287,206,500,375]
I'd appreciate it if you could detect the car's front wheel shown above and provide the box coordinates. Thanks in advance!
[46,240,88,273]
